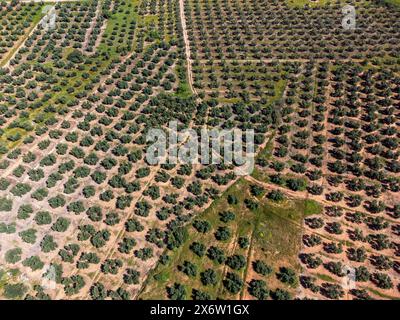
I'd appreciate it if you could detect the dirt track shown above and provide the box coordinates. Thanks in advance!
[179,0,198,97]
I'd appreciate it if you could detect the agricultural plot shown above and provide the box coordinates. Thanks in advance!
[0,1,44,67]
[0,0,399,301]
[300,201,400,300]
[157,0,399,300]
[0,0,234,300]
[185,0,400,61]
[185,0,400,102]
[192,59,289,103]
[255,60,400,217]
[139,179,321,300]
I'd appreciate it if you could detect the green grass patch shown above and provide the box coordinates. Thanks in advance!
[143,14,158,24]
[304,199,323,216]
[365,286,400,300]
[315,273,337,283]
[174,63,192,98]
[286,0,334,7]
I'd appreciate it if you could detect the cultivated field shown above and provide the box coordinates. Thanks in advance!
[0,0,399,300]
